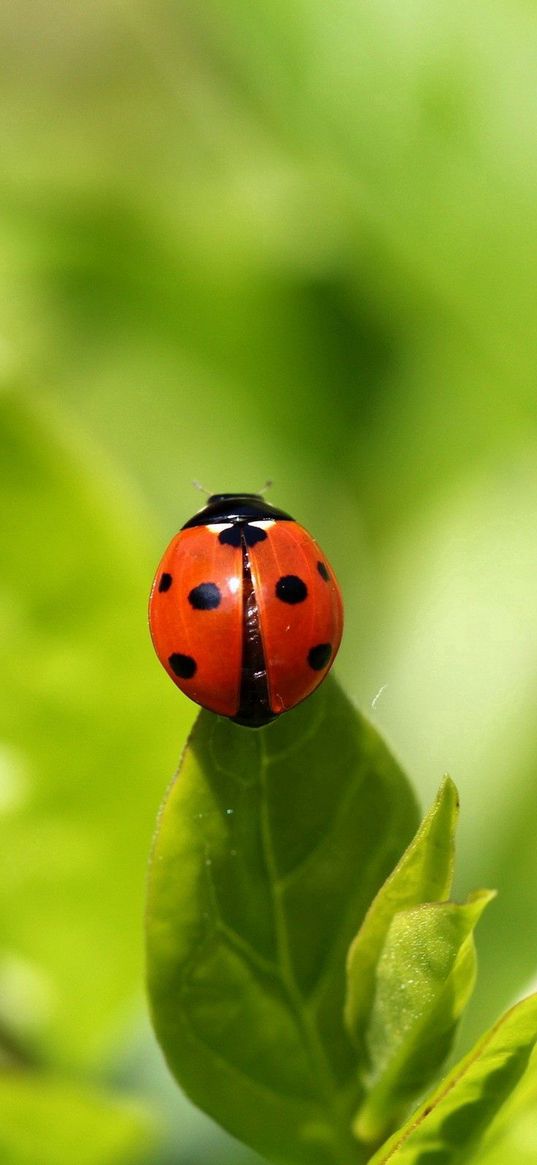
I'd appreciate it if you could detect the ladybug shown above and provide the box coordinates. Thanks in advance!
[148,493,344,728]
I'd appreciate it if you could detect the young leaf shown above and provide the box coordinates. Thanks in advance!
[345,778,459,1058]
[354,890,494,1145]
[146,678,419,1165]
[366,992,537,1165]
[0,1074,153,1165]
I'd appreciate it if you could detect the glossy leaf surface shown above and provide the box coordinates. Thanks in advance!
[146,679,418,1165]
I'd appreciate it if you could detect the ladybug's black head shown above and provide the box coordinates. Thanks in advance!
[182,493,293,528]
[208,493,263,503]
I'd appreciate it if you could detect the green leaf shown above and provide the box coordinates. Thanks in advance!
[475,1049,537,1165]
[146,678,418,1165]
[345,778,459,1058]
[354,890,494,1145]
[367,992,537,1165]
[0,1074,153,1165]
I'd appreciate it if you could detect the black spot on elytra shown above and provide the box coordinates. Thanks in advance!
[218,525,241,547]
[168,652,197,679]
[308,643,332,671]
[275,575,308,604]
[188,582,222,610]
[317,561,330,582]
[218,523,268,547]
[158,572,173,592]
[244,524,268,546]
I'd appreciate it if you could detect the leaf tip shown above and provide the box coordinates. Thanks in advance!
[467,886,497,912]
[438,774,460,814]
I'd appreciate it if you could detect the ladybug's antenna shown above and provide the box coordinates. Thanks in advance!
[258,479,273,497]
[192,479,212,497]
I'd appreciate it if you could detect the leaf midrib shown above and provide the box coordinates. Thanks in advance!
[258,733,362,1165]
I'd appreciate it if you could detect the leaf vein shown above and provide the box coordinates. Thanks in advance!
[277,767,368,889]
[215,918,281,983]
[257,733,360,1164]
[177,1000,318,1109]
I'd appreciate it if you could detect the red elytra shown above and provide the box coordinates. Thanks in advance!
[148,493,344,727]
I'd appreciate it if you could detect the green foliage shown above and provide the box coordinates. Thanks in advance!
[477,1050,537,1165]
[147,689,537,1164]
[354,891,494,1144]
[346,778,492,1143]
[146,679,418,1165]
[0,393,190,1067]
[3,2,537,1161]
[367,994,537,1165]
[0,1076,152,1165]
[0,393,176,1160]
[345,778,459,1058]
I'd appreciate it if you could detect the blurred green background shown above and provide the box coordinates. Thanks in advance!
[2,0,537,1161]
